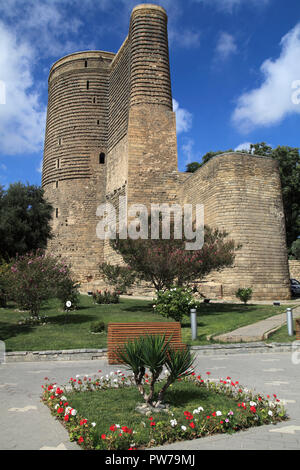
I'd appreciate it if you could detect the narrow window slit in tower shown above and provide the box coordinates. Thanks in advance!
[93,97,96,104]
[56,181,58,188]
[56,208,59,218]
[58,138,61,146]
[99,153,105,164]
[97,119,100,125]
[87,80,89,90]
[56,158,60,169]
[85,60,88,67]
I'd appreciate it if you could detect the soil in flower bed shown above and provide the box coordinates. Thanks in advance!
[42,373,288,450]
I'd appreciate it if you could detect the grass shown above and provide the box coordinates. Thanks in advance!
[65,380,245,447]
[0,294,296,352]
[265,319,299,343]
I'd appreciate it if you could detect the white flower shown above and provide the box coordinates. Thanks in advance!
[66,301,72,308]
[216,411,222,416]
[250,401,257,407]
[54,404,59,410]
[60,396,67,401]
[76,375,80,378]
[91,422,96,427]
[193,409,200,414]
[70,409,77,416]
[268,410,273,416]
[197,406,204,412]
[170,419,177,427]
[181,425,187,431]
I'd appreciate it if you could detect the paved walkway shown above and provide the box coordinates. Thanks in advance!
[1,350,300,450]
[214,304,300,343]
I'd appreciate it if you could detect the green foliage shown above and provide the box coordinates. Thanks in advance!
[99,263,136,293]
[6,250,79,317]
[116,334,194,406]
[90,321,106,333]
[235,288,253,304]
[0,183,53,260]
[92,290,120,304]
[290,238,300,260]
[111,222,237,292]
[56,277,80,311]
[153,287,200,323]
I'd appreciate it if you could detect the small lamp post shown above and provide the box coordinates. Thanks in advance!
[287,308,294,337]
[190,308,197,341]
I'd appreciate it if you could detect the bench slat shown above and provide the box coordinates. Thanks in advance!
[107,322,185,365]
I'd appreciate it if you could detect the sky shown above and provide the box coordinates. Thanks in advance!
[1,0,300,188]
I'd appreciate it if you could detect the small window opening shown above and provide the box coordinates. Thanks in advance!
[56,158,60,169]
[85,60,88,67]
[56,181,58,188]
[93,97,96,104]
[99,152,105,164]
[56,208,59,218]
[97,119,100,125]
[58,138,61,146]
[86,80,89,90]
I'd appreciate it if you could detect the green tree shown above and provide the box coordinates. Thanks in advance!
[0,183,53,260]
[290,239,300,260]
[111,218,238,292]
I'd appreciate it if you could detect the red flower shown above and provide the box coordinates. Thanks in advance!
[121,426,132,434]
[250,406,256,413]
[80,419,88,426]
[64,415,69,422]
[207,416,210,419]
[110,424,117,432]
[57,407,64,414]
[78,436,84,444]
[189,422,195,429]
[220,421,224,424]
[150,421,156,427]
[206,372,211,375]
[101,434,106,440]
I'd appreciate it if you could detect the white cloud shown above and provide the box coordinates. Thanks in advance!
[215,32,237,60]
[234,142,252,152]
[232,23,300,132]
[194,0,270,13]
[173,99,193,133]
[0,23,46,155]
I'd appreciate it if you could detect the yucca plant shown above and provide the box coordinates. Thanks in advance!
[116,334,195,407]
[156,347,195,406]
[116,336,146,398]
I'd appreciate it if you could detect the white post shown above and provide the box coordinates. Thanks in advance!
[190,308,197,341]
[287,308,293,337]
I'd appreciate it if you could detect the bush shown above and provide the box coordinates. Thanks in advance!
[235,287,253,304]
[56,277,80,311]
[99,263,136,294]
[92,290,120,304]
[117,333,195,407]
[153,287,200,323]
[90,321,106,333]
[7,250,79,317]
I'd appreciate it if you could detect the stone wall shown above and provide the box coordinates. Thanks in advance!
[180,153,291,300]
[289,260,300,280]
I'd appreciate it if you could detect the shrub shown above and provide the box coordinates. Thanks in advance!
[99,263,136,294]
[7,250,79,317]
[90,321,106,333]
[153,287,200,323]
[235,288,253,304]
[117,333,195,407]
[92,290,120,304]
[56,277,80,311]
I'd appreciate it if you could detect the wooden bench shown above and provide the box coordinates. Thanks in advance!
[107,322,185,365]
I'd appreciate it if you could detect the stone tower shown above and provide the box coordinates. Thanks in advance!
[42,4,291,300]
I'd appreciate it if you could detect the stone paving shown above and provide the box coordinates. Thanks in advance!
[1,349,300,450]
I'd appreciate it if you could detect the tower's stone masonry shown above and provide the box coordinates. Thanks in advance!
[42,4,291,300]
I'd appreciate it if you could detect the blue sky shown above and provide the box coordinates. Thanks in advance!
[1,0,300,187]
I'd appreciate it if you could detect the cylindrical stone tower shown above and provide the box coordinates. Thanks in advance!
[42,50,115,285]
[127,4,179,207]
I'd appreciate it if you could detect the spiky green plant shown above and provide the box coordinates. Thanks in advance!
[156,347,195,405]
[115,334,195,407]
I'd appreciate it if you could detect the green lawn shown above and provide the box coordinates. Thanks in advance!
[0,295,296,351]
[265,319,299,343]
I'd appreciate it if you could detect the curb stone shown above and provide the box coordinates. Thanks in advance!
[3,342,297,363]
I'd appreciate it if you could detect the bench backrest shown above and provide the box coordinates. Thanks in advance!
[107,322,183,365]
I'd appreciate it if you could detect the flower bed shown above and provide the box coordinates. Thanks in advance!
[41,370,288,450]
